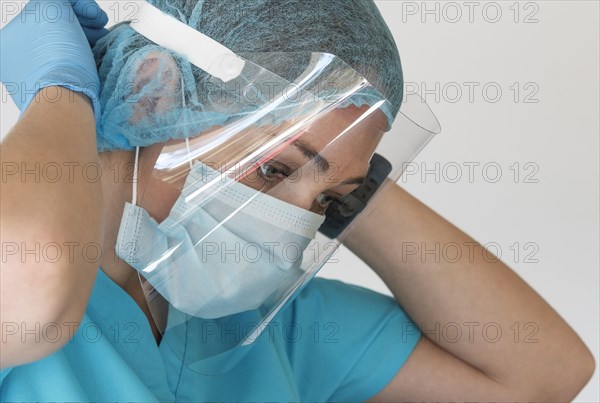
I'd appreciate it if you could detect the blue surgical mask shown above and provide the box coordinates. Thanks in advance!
[116,161,325,319]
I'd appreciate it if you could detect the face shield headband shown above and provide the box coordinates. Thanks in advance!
[114,0,441,374]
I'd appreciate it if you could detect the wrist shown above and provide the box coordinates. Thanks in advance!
[26,66,100,121]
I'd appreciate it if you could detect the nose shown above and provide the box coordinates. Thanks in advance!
[268,182,327,214]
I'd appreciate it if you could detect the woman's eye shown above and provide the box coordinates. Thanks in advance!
[316,193,339,208]
[258,162,290,182]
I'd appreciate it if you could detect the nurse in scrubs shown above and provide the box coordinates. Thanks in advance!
[1,0,594,402]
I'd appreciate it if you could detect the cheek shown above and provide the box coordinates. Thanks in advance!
[262,175,322,211]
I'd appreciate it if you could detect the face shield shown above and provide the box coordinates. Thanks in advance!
[114,1,441,373]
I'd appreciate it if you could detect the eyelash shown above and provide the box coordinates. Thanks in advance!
[316,193,339,208]
[256,161,291,185]
[256,160,344,209]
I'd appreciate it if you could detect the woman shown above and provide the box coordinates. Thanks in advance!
[0,0,594,401]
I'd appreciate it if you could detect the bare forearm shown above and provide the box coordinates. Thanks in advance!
[1,88,102,368]
[345,181,594,398]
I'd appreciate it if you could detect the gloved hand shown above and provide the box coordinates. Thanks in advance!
[0,0,108,121]
[69,0,109,46]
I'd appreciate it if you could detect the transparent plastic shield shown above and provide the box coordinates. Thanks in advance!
[115,53,440,373]
[103,51,370,149]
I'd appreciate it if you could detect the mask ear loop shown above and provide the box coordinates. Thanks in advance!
[132,145,140,206]
[131,76,191,208]
[182,74,194,171]
[185,139,193,170]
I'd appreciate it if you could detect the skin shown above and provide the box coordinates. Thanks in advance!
[1,87,595,401]
[1,89,102,368]
[98,103,386,339]
[356,183,596,401]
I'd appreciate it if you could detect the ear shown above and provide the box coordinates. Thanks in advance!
[127,50,184,122]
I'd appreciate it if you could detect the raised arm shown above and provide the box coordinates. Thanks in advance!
[0,0,108,369]
[344,181,595,401]
[1,90,102,369]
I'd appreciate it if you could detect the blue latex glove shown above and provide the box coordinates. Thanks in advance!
[69,0,109,46]
[0,0,108,121]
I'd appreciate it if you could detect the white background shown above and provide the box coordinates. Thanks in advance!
[1,1,598,400]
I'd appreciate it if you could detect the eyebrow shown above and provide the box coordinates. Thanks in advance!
[292,139,330,172]
[291,140,366,186]
[340,176,366,186]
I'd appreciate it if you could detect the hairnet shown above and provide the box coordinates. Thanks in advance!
[93,0,403,151]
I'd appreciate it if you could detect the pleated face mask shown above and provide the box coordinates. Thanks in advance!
[105,0,440,372]
[117,161,325,319]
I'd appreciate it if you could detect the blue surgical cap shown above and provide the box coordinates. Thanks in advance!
[93,0,403,151]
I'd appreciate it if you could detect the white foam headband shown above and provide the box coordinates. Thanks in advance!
[128,1,245,82]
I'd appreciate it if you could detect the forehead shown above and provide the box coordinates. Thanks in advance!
[156,105,387,170]
[299,105,387,159]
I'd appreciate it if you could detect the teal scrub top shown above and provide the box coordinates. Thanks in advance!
[0,269,421,402]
